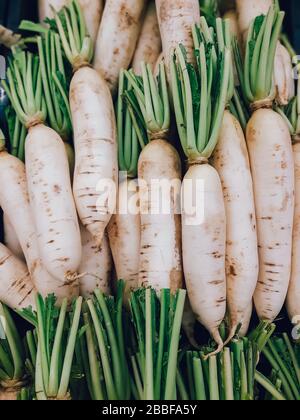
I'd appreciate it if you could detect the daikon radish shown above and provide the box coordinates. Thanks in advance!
[79,227,112,298]
[0,243,35,310]
[125,62,183,293]
[0,141,78,302]
[38,0,103,42]
[171,20,230,353]
[156,0,200,83]
[239,8,294,321]
[54,0,118,246]
[236,0,294,105]
[132,1,162,75]
[212,110,258,341]
[3,214,24,262]
[287,142,300,324]
[239,302,253,337]
[107,71,141,302]
[3,51,82,292]
[94,0,146,95]
[277,80,300,326]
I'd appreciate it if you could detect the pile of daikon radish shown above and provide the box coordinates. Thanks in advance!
[0,0,299,357]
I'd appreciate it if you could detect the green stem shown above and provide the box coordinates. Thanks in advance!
[255,371,286,401]
[145,289,154,400]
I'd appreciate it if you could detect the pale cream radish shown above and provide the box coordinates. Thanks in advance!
[70,67,118,245]
[171,31,231,352]
[212,110,258,340]
[108,179,140,302]
[39,0,103,42]
[239,302,253,337]
[138,139,183,292]
[156,0,200,82]
[25,125,82,282]
[132,1,162,75]
[3,213,24,261]
[0,243,36,310]
[79,227,112,298]
[236,0,294,105]
[182,163,226,352]
[0,149,79,303]
[53,2,118,246]
[94,0,146,95]
[286,140,300,324]
[247,109,294,321]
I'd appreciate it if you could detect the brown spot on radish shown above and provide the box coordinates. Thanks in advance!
[261,216,273,220]
[47,240,55,244]
[229,265,237,276]
[209,280,223,286]
[53,184,62,194]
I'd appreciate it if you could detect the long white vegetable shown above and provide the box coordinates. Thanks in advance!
[38,0,103,42]
[212,110,258,341]
[0,25,21,47]
[26,125,82,282]
[156,0,200,83]
[0,148,77,302]
[236,0,294,105]
[94,0,146,95]
[171,21,230,352]
[79,227,112,298]
[0,243,36,310]
[55,0,118,246]
[287,140,300,324]
[3,213,24,261]
[132,1,162,75]
[240,8,294,321]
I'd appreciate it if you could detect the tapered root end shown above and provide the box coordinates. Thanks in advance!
[204,329,224,359]
[224,325,238,347]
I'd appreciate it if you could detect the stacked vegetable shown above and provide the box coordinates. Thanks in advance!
[0,0,298,401]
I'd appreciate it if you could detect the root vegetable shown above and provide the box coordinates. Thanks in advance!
[3,214,24,262]
[212,110,258,340]
[0,243,36,310]
[125,63,183,294]
[0,147,79,303]
[79,227,112,298]
[25,125,82,282]
[171,21,231,353]
[132,1,162,76]
[156,0,200,83]
[54,1,118,246]
[239,302,253,337]
[94,0,146,95]
[239,8,294,321]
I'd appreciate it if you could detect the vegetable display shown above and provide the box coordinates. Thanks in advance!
[0,0,299,403]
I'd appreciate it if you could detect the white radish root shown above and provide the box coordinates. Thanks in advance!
[79,226,112,298]
[107,178,140,303]
[70,67,118,246]
[246,109,294,321]
[239,302,253,337]
[25,124,82,282]
[212,111,258,341]
[3,213,24,261]
[156,0,200,82]
[287,141,300,324]
[0,149,78,303]
[182,163,226,352]
[132,1,162,75]
[94,0,146,95]
[138,139,183,293]
[0,243,36,310]
[0,25,21,47]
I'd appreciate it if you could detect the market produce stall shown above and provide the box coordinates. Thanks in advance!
[0,0,299,401]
